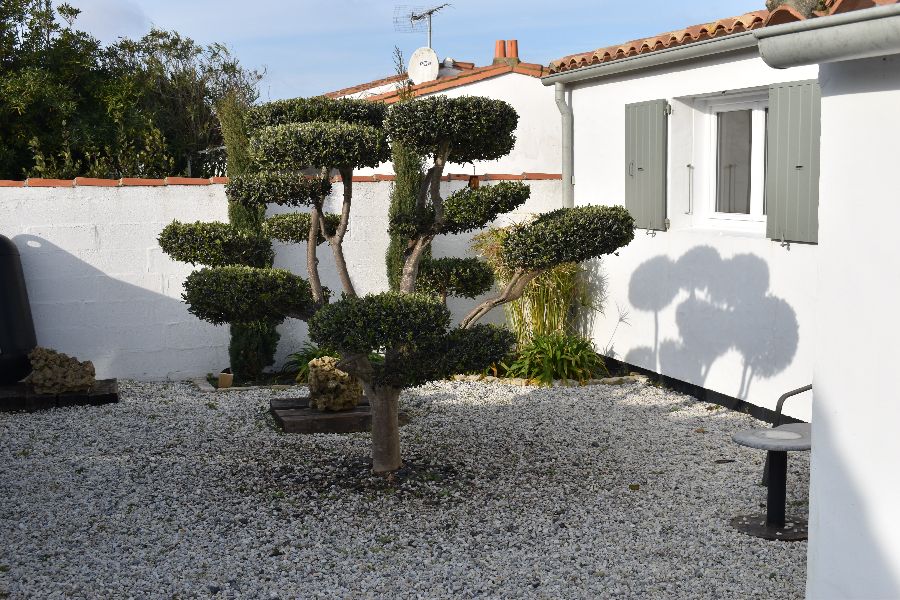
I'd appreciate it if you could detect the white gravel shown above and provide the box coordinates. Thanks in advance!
[0,380,809,599]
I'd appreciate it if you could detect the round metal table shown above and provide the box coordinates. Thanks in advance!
[731,423,811,541]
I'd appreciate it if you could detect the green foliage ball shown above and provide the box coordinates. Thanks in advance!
[442,181,531,234]
[501,205,635,271]
[246,96,387,131]
[385,96,518,164]
[309,292,450,356]
[417,257,494,299]
[183,266,319,325]
[250,121,389,171]
[158,221,273,268]
[226,172,332,208]
[264,212,340,245]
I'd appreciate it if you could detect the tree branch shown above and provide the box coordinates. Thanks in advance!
[323,167,357,298]
[459,269,541,329]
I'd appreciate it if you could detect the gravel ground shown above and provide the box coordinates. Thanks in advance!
[0,380,809,599]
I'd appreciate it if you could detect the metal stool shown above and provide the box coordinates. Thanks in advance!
[730,385,812,541]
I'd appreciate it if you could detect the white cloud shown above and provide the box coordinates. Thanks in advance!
[68,0,151,44]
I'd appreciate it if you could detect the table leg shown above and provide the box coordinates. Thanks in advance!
[766,450,787,528]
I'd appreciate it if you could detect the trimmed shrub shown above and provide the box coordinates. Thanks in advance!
[250,122,389,171]
[385,96,518,164]
[442,181,530,234]
[229,322,280,383]
[417,257,494,300]
[265,212,340,245]
[440,324,515,376]
[246,96,387,131]
[504,333,608,385]
[183,266,319,325]
[226,172,332,208]
[158,221,273,268]
[309,292,450,356]
[501,205,635,271]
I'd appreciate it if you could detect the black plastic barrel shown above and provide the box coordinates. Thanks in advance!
[0,235,37,384]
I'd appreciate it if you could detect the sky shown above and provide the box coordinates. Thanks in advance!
[65,0,766,101]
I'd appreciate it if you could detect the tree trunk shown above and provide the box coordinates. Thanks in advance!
[366,385,402,473]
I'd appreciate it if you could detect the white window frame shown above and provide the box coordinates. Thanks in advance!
[691,90,768,234]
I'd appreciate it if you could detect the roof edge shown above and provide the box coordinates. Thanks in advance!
[542,31,757,86]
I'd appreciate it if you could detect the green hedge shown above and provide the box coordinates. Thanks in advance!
[309,292,450,356]
[442,181,530,234]
[183,266,319,325]
[246,96,387,131]
[250,121,389,172]
[385,96,518,164]
[502,205,635,271]
[417,256,494,299]
[226,172,332,208]
[158,221,273,268]
[264,212,340,245]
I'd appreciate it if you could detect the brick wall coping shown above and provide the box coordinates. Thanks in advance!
[0,173,561,188]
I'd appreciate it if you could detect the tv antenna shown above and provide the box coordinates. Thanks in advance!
[393,4,451,49]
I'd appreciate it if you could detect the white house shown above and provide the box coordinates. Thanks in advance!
[542,1,900,597]
[542,9,824,421]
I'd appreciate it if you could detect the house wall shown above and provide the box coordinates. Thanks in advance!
[568,48,819,419]
[806,53,900,600]
[0,178,560,380]
[356,72,561,177]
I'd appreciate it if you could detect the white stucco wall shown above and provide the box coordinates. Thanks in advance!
[0,179,560,379]
[0,184,231,380]
[806,54,900,600]
[568,48,819,419]
[355,71,561,177]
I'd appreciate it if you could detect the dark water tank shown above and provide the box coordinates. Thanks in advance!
[0,235,37,384]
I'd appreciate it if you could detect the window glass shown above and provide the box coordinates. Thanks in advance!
[716,110,752,214]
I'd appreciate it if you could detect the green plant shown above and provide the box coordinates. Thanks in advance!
[416,257,494,303]
[283,342,336,383]
[472,227,595,344]
[162,94,635,473]
[504,333,609,386]
[219,90,279,381]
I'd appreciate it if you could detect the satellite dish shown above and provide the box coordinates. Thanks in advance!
[408,47,439,85]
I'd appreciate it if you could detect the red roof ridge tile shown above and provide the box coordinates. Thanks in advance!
[549,1,900,75]
[549,10,769,74]
[367,61,547,104]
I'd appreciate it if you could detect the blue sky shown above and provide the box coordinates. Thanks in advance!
[67,0,765,100]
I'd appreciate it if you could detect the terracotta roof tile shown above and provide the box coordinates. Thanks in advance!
[366,62,548,105]
[324,61,480,99]
[548,1,900,75]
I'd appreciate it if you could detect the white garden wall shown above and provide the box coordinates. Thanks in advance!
[0,178,561,380]
[0,183,231,380]
[568,49,819,420]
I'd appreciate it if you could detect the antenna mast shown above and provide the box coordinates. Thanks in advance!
[394,3,450,49]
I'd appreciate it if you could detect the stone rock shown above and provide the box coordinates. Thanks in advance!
[600,377,627,386]
[307,357,362,412]
[25,347,95,395]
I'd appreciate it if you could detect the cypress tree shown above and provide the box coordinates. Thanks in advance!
[218,91,280,381]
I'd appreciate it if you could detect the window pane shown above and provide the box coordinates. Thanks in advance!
[716,110,752,214]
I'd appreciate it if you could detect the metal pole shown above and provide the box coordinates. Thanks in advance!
[766,451,788,528]
[427,14,432,48]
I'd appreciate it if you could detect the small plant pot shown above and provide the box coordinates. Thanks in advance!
[218,369,234,389]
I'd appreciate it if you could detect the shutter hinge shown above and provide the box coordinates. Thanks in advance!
[665,103,673,115]
[664,218,671,231]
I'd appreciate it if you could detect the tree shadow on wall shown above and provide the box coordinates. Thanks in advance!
[625,246,798,398]
[11,234,228,379]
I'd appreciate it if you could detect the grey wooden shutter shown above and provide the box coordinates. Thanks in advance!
[625,99,668,231]
[765,80,821,244]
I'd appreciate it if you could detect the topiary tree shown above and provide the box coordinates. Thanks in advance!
[162,94,635,473]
